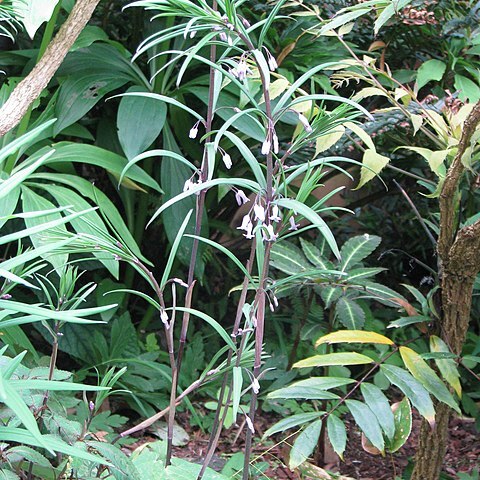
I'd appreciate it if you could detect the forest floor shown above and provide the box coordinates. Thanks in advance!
[124,410,479,479]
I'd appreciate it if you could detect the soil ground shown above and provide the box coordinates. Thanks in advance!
[124,410,479,479]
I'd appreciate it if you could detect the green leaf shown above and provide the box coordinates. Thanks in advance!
[118,86,167,160]
[454,74,480,102]
[335,297,365,329]
[263,412,324,438]
[1,152,53,200]
[46,184,119,278]
[321,8,370,34]
[31,173,148,263]
[268,377,342,400]
[416,59,447,90]
[275,198,340,259]
[160,126,205,275]
[88,441,141,479]
[270,240,311,275]
[168,307,235,350]
[0,428,108,464]
[12,0,59,39]
[54,75,128,135]
[388,397,412,453]
[354,149,389,189]
[0,375,51,452]
[320,286,342,309]
[327,415,347,460]
[430,335,461,397]
[346,399,384,453]
[289,420,322,469]
[381,364,435,427]
[293,352,374,368]
[316,330,394,346]
[374,0,413,33]
[160,210,193,290]
[361,383,395,440]
[399,346,460,413]
[71,25,109,51]
[299,237,332,270]
[0,120,56,168]
[340,234,381,271]
[9,379,108,391]
[27,143,161,192]
[21,187,68,274]
[388,315,430,329]
[0,184,19,229]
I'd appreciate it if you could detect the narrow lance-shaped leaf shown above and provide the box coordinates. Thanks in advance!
[399,346,460,413]
[381,364,435,427]
[430,335,461,397]
[316,330,394,347]
[327,414,347,460]
[361,383,395,441]
[289,420,323,469]
[294,352,374,368]
[335,297,365,330]
[263,412,324,438]
[346,399,385,454]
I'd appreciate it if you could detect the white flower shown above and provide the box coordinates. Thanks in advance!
[219,31,228,42]
[244,222,255,239]
[241,17,251,28]
[236,60,248,81]
[183,179,194,192]
[261,139,271,155]
[270,205,281,222]
[264,223,278,242]
[272,132,279,154]
[273,295,279,308]
[160,310,169,326]
[235,189,250,206]
[222,153,232,169]
[190,30,197,38]
[253,204,266,222]
[237,214,252,231]
[252,377,260,394]
[189,122,199,139]
[245,415,255,433]
[289,216,299,231]
[268,55,278,71]
[298,112,313,133]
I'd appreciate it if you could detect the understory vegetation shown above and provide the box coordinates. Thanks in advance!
[0,0,479,479]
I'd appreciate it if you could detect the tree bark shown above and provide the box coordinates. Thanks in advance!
[411,101,480,480]
[0,0,101,138]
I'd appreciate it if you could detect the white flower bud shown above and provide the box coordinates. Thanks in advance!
[261,139,271,155]
[235,189,250,206]
[253,204,266,222]
[298,112,313,133]
[222,153,232,169]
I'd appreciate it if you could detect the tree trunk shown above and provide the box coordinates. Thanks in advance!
[411,275,475,480]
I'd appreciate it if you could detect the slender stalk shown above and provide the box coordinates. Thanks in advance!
[165,1,218,465]
[4,0,62,173]
[197,246,256,479]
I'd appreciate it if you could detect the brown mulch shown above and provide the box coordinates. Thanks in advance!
[124,410,479,479]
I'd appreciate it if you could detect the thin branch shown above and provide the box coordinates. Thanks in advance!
[0,0,101,137]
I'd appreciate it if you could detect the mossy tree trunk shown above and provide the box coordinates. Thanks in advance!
[411,102,480,480]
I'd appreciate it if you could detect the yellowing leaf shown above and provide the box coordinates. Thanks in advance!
[352,87,388,101]
[344,122,375,150]
[411,114,423,135]
[400,347,460,413]
[430,336,461,397]
[260,78,290,104]
[354,149,389,190]
[315,126,345,156]
[316,330,394,347]
[293,352,374,369]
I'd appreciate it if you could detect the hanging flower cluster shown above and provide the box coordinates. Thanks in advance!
[236,201,298,242]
